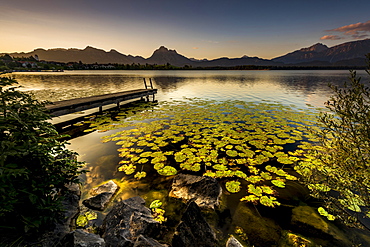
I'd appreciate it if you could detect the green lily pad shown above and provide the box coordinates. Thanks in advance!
[225,180,241,193]
[149,199,163,209]
[271,179,285,188]
[157,166,177,176]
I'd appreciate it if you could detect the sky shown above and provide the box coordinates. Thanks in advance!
[1,0,370,60]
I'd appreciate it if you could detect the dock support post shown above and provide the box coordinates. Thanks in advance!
[99,105,103,113]
[143,78,148,89]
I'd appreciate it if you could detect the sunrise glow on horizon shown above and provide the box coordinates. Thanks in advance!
[1,0,370,60]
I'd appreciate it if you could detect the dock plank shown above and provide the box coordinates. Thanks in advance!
[45,88,157,116]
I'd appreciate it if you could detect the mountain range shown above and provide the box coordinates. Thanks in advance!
[3,39,370,67]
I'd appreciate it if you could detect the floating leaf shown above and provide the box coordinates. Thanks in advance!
[213,164,228,171]
[150,199,163,209]
[85,211,98,221]
[174,152,187,162]
[225,180,241,193]
[226,150,238,157]
[247,175,264,184]
[134,171,146,179]
[271,179,285,188]
[277,156,294,165]
[318,207,329,216]
[157,166,177,176]
[260,172,272,180]
[153,162,165,170]
[259,196,280,207]
[137,158,149,164]
[240,195,259,203]
[140,151,153,157]
[308,184,330,192]
[318,207,336,220]
[118,164,136,175]
[261,186,275,195]
[248,184,263,197]
[76,214,88,227]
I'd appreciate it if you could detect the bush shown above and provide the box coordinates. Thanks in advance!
[0,76,84,234]
[295,54,370,229]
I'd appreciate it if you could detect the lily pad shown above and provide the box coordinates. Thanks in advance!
[157,166,177,176]
[225,180,241,193]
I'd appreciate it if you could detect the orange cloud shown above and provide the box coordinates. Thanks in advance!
[320,35,343,40]
[327,20,370,39]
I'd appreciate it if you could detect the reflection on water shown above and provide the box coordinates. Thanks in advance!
[9,69,368,109]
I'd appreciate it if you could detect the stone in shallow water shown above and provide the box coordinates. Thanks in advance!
[172,201,218,247]
[232,203,281,247]
[101,196,160,247]
[62,229,105,247]
[83,180,119,211]
[291,206,352,247]
[90,180,119,196]
[169,174,222,209]
[83,192,114,211]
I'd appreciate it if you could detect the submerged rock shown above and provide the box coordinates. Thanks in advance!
[172,200,218,247]
[291,206,352,246]
[232,203,281,247]
[278,230,318,247]
[62,229,105,247]
[169,174,222,209]
[83,180,119,211]
[101,196,160,247]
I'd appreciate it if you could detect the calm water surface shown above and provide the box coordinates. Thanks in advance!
[7,70,370,221]
[10,69,369,109]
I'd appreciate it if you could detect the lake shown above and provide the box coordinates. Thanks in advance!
[8,69,369,188]
[6,69,370,245]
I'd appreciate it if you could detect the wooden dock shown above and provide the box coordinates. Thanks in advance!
[45,88,157,117]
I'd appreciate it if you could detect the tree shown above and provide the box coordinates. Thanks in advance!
[0,76,84,235]
[295,54,370,229]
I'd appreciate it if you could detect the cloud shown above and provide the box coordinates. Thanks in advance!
[320,35,343,40]
[202,40,219,44]
[327,20,370,39]
[192,47,199,49]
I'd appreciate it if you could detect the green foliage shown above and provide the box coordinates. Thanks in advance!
[0,76,84,235]
[295,61,370,229]
[86,97,319,208]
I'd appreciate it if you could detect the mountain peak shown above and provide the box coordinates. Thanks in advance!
[301,43,328,53]
[158,46,168,51]
[155,46,178,54]
[84,46,95,50]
